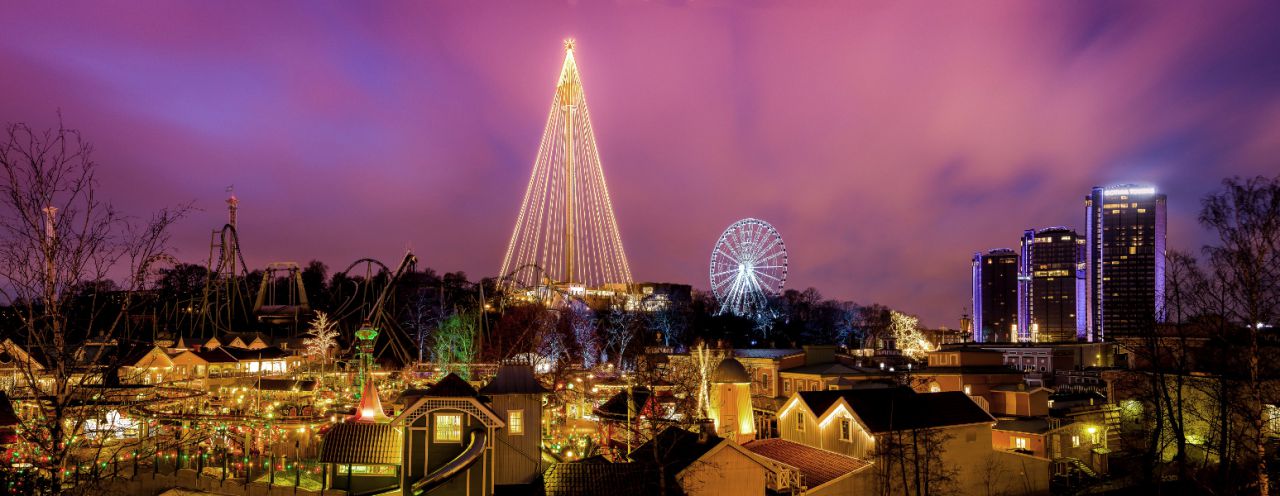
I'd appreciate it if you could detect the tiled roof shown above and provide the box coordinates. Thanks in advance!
[424,373,479,397]
[797,388,994,433]
[479,365,548,395]
[781,362,886,376]
[320,422,402,465]
[744,438,870,489]
[734,348,804,359]
[542,456,660,495]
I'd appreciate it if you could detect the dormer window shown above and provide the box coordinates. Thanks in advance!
[839,418,852,441]
[795,412,805,432]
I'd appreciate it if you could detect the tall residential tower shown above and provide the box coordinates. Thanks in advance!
[1085,185,1166,341]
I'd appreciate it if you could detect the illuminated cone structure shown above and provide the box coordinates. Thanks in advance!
[499,41,633,290]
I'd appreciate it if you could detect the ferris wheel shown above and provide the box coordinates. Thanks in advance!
[710,218,788,316]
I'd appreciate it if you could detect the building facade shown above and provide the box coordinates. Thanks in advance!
[972,249,1020,342]
[1085,185,1166,341]
[1019,227,1087,342]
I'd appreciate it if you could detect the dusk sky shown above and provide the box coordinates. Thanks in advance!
[2,1,1279,327]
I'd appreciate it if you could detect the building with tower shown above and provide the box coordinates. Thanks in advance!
[708,357,756,444]
[971,249,1019,342]
[1018,227,1087,342]
[1085,185,1166,341]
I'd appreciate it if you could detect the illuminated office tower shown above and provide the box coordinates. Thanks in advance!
[1085,185,1166,341]
[1018,227,1087,342]
[972,249,1019,342]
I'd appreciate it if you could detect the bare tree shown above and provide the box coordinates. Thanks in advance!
[0,118,186,494]
[603,303,638,370]
[1199,175,1280,494]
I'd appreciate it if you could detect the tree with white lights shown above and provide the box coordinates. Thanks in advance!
[889,310,932,361]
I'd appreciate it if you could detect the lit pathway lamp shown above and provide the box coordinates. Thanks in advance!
[354,321,379,396]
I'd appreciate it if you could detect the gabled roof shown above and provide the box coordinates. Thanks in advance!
[320,422,401,465]
[423,373,479,397]
[628,427,723,475]
[781,362,886,376]
[480,365,548,395]
[191,347,239,364]
[744,438,871,490]
[220,346,290,361]
[795,388,994,433]
[594,387,655,421]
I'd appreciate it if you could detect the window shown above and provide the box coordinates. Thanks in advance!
[1014,437,1028,450]
[838,418,852,442]
[1071,435,1080,448]
[783,380,791,393]
[795,412,805,432]
[508,410,524,435]
[434,413,462,442]
[963,385,972,395]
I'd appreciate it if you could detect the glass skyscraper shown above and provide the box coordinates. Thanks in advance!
[1018,227,1087,342]
[972,248,1019,342]
[1085,185,1167,341]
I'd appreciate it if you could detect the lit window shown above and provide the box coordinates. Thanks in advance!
[963,385,972,395]
[783,380,791,393]
[796,412,805,432]
[839,418,852,441]
[435,413,462,442]
[1014,437,1028,450]
[509,410,524,436]
[1071,435,1080,448]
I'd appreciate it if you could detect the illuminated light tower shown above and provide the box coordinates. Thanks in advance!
[498,40,633,291]
[354,321,378,395]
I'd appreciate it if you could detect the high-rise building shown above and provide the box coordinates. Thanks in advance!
[972,249,1019,343]
[1085,184,1166,341]
[1018,227,1086,342]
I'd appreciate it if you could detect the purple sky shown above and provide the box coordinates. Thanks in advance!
[2,1,1279,327]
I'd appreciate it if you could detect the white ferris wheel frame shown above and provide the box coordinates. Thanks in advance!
[709,218,788,316]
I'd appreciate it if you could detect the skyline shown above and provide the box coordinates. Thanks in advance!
[3,2,1280,326]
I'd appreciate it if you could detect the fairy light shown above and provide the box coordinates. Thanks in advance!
[498,40,633,291]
